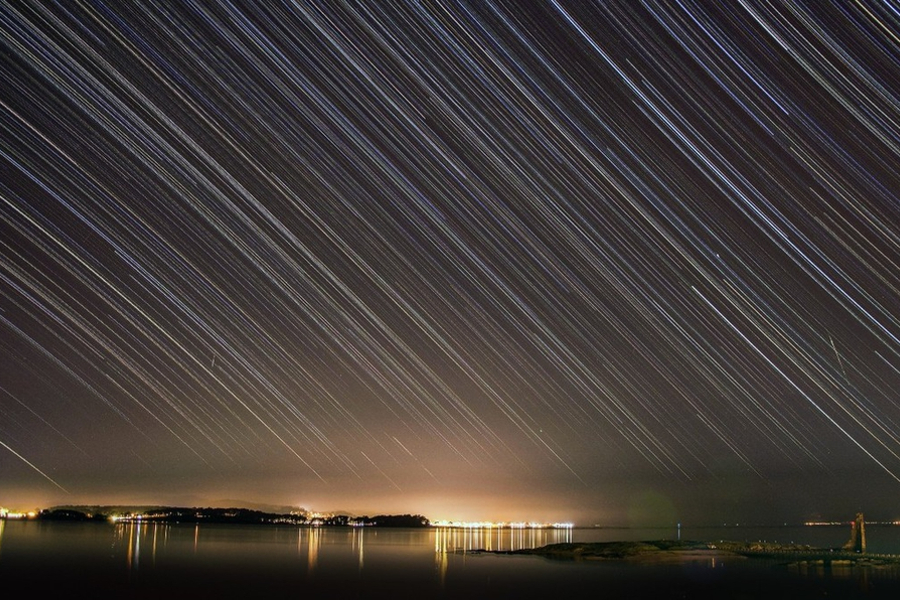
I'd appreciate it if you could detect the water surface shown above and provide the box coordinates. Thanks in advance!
[3,521,900,598]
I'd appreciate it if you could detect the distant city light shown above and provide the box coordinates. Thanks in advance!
[0,508,34,520]
[430,520,573,529]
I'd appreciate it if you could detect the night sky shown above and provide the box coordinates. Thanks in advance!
[3,1,900,526]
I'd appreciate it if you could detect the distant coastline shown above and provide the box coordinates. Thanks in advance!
[1,506,576,529]
[11,506,430,528]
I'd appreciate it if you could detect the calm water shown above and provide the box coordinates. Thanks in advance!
[4,520,900,598]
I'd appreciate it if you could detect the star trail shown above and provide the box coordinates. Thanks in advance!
[2,1,900,524]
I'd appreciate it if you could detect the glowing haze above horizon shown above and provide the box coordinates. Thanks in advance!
[3,1,900,526]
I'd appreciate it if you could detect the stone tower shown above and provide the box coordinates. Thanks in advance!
[843,512,866,553]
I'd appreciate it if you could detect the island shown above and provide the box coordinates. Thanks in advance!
[27,506,430,527]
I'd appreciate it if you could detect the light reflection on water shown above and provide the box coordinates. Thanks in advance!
[116,521,170,572]
[95,522,900,573]
[5,522,900,597]
[353,525,364,571]
[107,522,573,579]
[433,525,573,553]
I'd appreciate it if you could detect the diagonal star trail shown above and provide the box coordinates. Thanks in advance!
[1,1,900,518]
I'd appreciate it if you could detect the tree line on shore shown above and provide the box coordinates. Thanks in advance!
[33,506,430,527]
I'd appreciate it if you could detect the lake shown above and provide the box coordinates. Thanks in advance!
[4,520,900,598]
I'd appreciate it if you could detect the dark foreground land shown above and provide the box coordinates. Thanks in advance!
[485,538,900,566]
[454,540,900,599]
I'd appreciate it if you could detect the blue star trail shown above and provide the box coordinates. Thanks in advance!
[2,1,900,523]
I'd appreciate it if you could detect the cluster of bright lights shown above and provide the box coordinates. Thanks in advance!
[304,511,334,520]
[0,508,36,520]
[431,520,573,529]
[109,514,135,523]
[109,513,164,522]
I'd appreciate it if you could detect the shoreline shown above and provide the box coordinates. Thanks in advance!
[468,540,900,567]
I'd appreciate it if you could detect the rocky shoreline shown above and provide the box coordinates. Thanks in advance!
[469,539,900,567]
